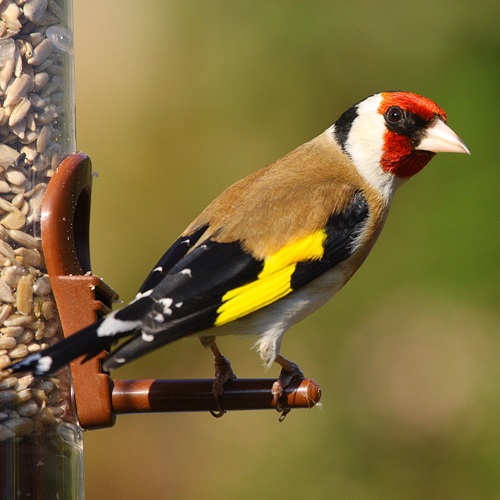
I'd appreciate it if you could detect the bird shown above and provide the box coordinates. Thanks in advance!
[10,91,470,416]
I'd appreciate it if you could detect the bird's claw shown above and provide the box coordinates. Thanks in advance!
[278,408,291,422]
[209,402,226,418]
[272,359,305,421]
[210,353,237,418]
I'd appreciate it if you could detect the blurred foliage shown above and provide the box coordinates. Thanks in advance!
[73,0,499,498]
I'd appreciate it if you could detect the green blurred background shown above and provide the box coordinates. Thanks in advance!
[73,1,499,498]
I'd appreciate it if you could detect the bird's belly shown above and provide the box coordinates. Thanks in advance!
[201,263,354,367]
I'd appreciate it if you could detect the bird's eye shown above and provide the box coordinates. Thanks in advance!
[385,106,404,124]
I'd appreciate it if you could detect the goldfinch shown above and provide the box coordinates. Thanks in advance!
[10,91,469,413]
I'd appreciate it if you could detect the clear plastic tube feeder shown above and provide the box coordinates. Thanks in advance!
[0,0,83,498]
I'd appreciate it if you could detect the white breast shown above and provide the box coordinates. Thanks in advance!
[204,258,357,369]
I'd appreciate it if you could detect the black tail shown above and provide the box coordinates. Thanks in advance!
[9,295,154,376]
[9,318,120,376]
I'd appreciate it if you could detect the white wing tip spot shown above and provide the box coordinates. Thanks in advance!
[97,316,142,337]
[37,355,53,374]
[179,268,192,278]
[159,298,173,315]
[153,312,165,323]
[135,289,153,299]
[141,332,155,342]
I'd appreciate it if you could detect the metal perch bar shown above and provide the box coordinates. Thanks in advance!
[112,378,321,414]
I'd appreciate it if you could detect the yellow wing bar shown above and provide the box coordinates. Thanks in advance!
[215,229,327,326]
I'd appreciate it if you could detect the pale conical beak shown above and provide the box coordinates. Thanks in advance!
[416,118,470,155]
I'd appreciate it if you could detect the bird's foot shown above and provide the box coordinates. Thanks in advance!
[210,349,237,418]
[272,355,305,421]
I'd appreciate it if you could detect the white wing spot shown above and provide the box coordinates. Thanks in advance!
[181,239,190,245]
[175,301,183,308]
[141,332,155,342]
[180,268,192,278]
[153,266,163,273]
[97,315,142,337]
[153,312,165,323]
[135,289,153,299]
[115,357,127,364]
[37,356,53,374]
[159,298,173,315]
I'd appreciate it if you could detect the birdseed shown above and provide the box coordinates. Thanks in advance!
[0,0,76,440]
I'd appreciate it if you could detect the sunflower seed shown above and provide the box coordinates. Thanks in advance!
[40,299,56,320]
[4,313,33,327]
[29,92,45,108]
[15,375,34,392]
[0,326,23,337]
[1,265,27,288]
[0,280,14,302]
[5,167,26,186]
[1,208,25,229]
[4,416,34,436]
[7,229,41,249]
[0,354,11,370]
[36,103,58,124]
[0,336,15,349]
[17,399,38,417]
[42,318,58,338]
[4,73,33,108]
[23,0,48,23]
[8,342,28,358]
[16,275,32,314]
[15,387,31,403]
[0,144,20,168]
[0,304,13,325]
[27,37,53,66]
[8,97,31,127]
[0,376,17,390]
[0,1,21,38]
[15,247,42,266]
[0,39,16,92]
[0,240,15,260]
[33,70,49,91]
[36,124,51,152]
[18,329,33,344]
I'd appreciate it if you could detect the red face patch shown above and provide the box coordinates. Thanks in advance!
[379,91,447,122]
[378,92,446,178]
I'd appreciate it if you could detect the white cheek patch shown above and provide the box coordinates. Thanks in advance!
[344,94,396,202]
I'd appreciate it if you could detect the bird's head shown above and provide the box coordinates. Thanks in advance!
[332,91,470,197]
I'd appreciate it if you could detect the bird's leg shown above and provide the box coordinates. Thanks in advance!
[272,355,305,420]
[203,338,237,417]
